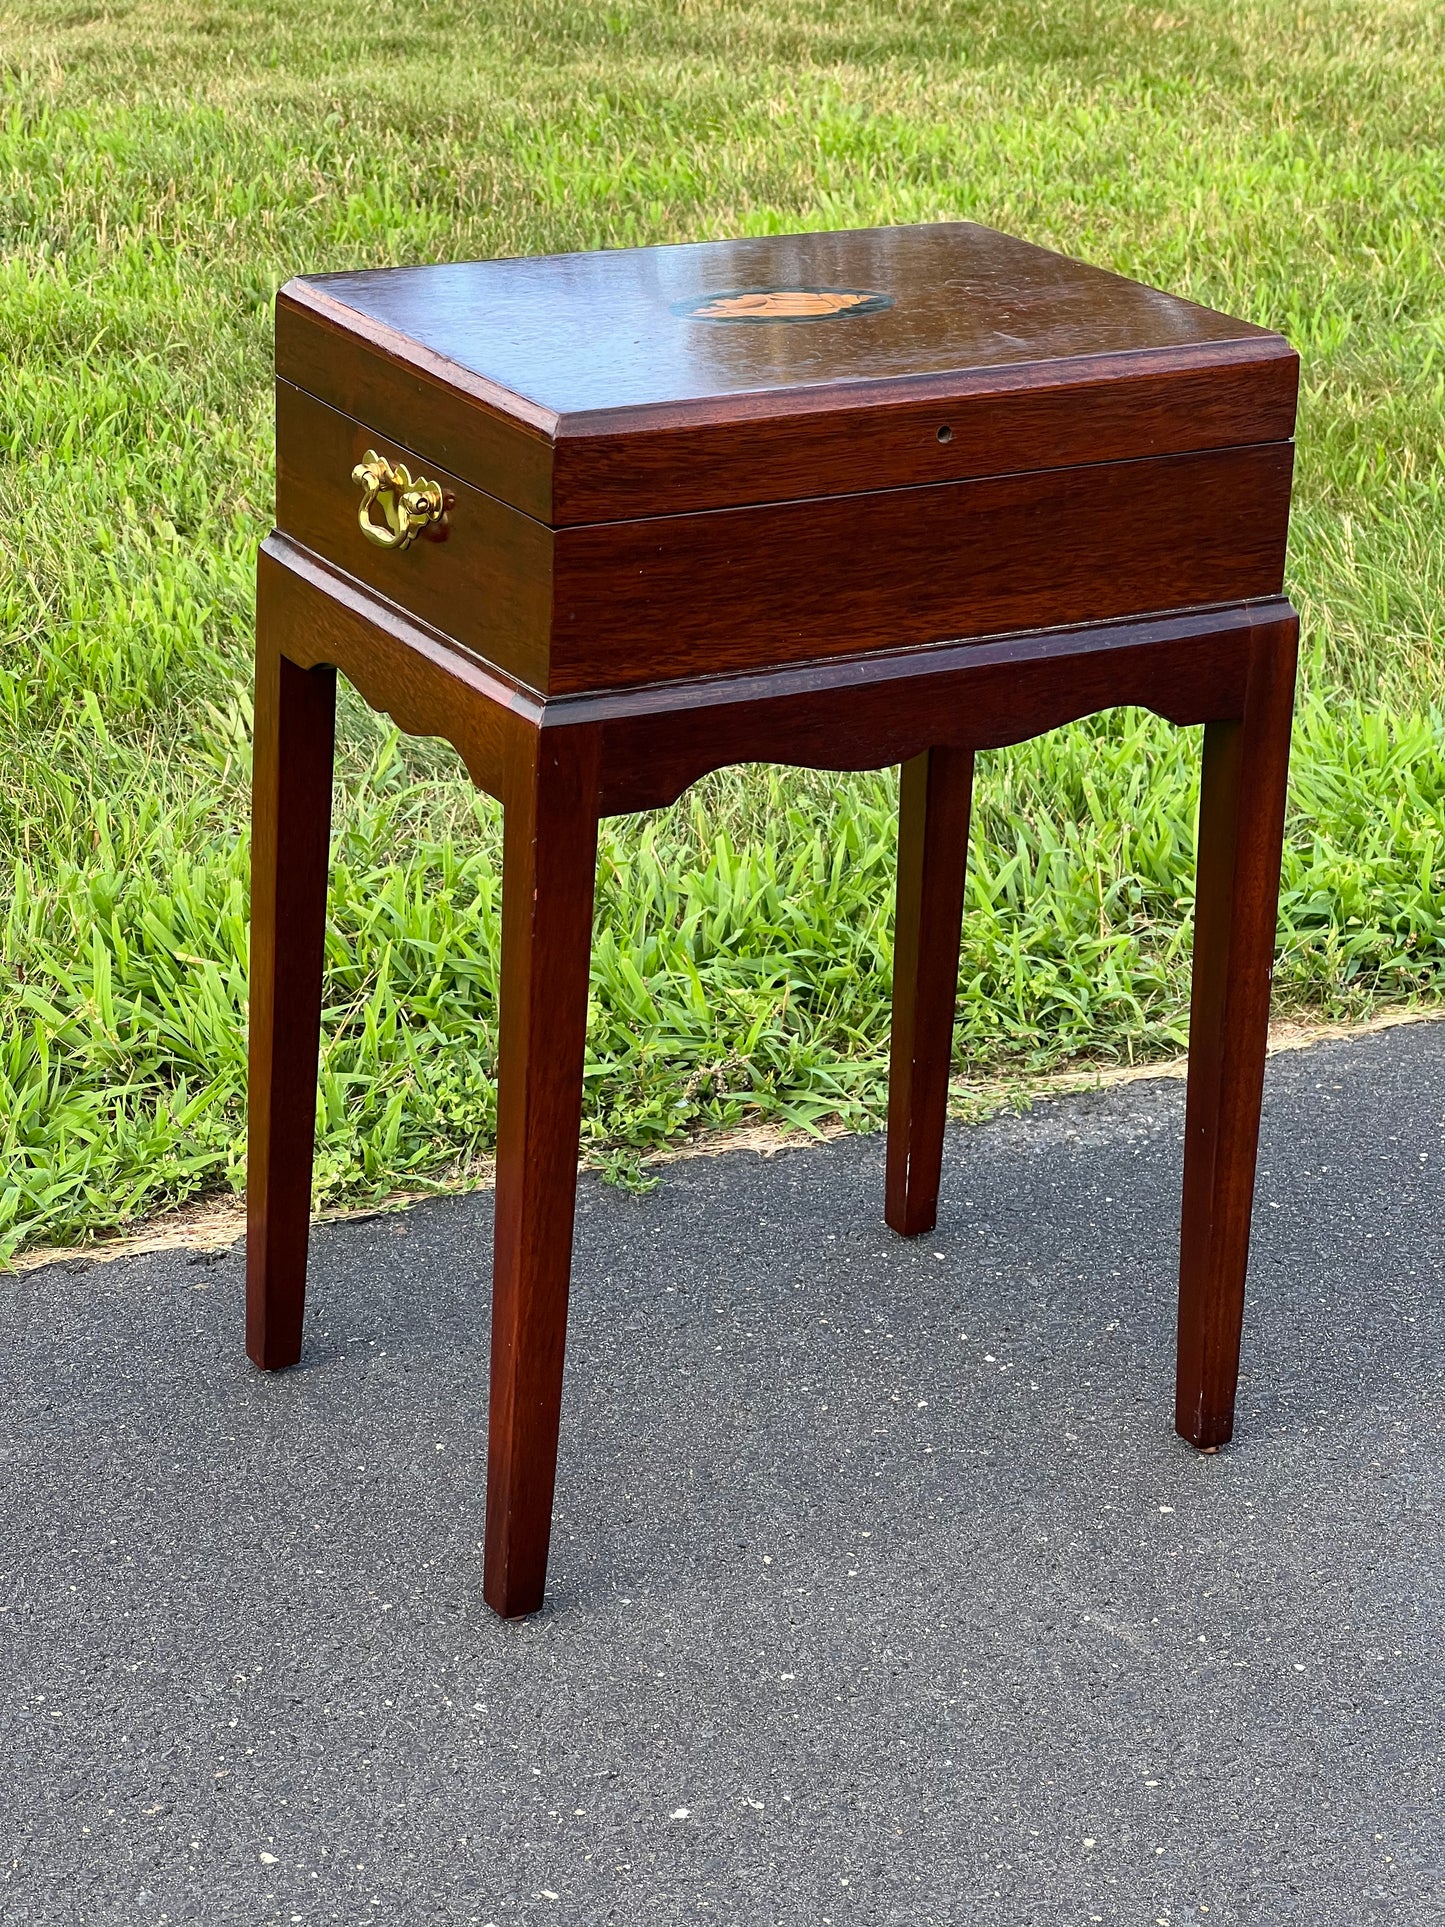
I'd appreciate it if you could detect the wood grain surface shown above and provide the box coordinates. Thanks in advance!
[249,532,1299,1615]
[275,378,1292,696]
[547,345,1298,523]
[278,221,1297,526]
[246,615,337,1373]
[275,381,554,692]
[484,728,603,1619]
[1175,620,1299,1448]
[294,222,1279,412]
[259,218,1302,1610]
[886,746,976,1239]
[545,441,1294,692]
[259,534,1289,815]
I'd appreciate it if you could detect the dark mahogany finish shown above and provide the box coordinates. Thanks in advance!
[278,373,1291,696]
[247,635,336,1371]
[887,746,976,1239]
[251,222,1300,1618]
[278,223,1297,524]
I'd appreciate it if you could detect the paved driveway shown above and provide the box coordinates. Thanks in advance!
[2,1021,1442,1925]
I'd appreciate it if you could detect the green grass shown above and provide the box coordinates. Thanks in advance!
[1,0,1442,1257]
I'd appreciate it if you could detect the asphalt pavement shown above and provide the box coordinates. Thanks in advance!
[1,1019,1442,1926]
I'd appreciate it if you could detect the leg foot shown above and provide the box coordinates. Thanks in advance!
[886,746,975,1237]
[1176,619,1298,1448]
[483,730,601,1617]
[246,638,337,1371]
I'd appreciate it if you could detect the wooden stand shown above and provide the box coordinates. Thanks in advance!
[249,539,1297,1617]
[249,221,1300,1616]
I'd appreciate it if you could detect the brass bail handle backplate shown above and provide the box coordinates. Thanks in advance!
[351,449,451,550]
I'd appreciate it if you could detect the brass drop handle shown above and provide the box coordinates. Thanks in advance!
[351,449,451,550]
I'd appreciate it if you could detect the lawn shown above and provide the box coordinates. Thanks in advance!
[1,0,1442,1258]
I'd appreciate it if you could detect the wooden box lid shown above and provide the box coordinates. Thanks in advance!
[277,221,1297,529]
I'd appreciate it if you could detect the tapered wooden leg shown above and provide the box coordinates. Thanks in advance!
[246,635,337,1370]
[1176,619,1298,1448]
[484,729,602,1618]
[886,746,976,1237]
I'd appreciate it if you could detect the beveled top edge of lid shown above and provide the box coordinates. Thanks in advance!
[288,221,1285,422]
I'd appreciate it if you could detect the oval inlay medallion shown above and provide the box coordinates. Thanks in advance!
[674,286,894,323]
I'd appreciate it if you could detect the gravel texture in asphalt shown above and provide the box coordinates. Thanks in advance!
[1,1020,1442,1926]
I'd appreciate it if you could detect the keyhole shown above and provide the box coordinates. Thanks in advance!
[937,424,953,444]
